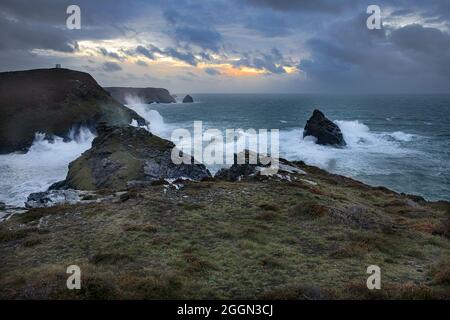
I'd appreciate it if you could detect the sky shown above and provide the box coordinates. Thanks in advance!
[1,0,450,93]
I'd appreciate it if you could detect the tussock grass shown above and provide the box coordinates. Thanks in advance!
[1,167,449,299]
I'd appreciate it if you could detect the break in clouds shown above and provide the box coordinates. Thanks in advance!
[0,0,449,93]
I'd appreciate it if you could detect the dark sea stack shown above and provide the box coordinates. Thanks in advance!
[303,109,346,146]
[105,87,176,104]
[59,125,211,191]
[0,68,146,154]
[182,94,194,103]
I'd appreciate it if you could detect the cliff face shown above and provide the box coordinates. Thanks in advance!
[0,68,145,154]
[105,87,176,104]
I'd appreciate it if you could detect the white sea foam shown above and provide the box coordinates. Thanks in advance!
[389,131,415,142]
[0,127,95,207]
[123,105,421,179]
[280,120,419,176]
[125,103,176,138]
[0,102,422,207]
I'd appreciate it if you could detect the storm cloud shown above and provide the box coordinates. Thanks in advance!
[0,0,449,92]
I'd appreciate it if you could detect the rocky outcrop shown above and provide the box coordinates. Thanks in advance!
[0,68,146,154]
[303,109,346,146]
[215,150,305,181]
[105,87,176,104]
[25,189,82,208]
[56,124,211,191]
[182,94,194,103]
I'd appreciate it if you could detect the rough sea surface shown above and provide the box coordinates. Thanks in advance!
[0,94,449,206]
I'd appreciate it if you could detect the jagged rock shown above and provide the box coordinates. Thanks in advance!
[56,125,211,191]
[0,201,5,210]
[215,150,305,181]
[303,109,346,146]
[215,163,259,181]
[0,68,146,153]
[105,87,176,104]
[26,189,82,208]
[182,94,194,103]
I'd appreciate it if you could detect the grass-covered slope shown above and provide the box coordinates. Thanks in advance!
[0,162,449,299]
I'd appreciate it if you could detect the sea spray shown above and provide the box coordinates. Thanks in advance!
[280,120,420,178]
[0,127,95,207]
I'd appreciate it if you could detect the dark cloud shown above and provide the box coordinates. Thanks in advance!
[135,45,162,60]
[0,13,78,52]
[132,44,199,66]
[244,13,291,37]
[164,47,198,66]
[390,24,450,77]
[102,61,122,72]
[233,48,288,74]
[245,0,358,13]
[299,13,450,92]
[390,24,450,55]
[204,68,221,76]
[135,60,148,67]
[162,4,224,52]
[172,26,222,52]
[99,48,123,61]
[0,0,449,92]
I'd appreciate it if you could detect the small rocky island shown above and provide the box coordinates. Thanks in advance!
[303,109,346,146]
[182,94,194,103]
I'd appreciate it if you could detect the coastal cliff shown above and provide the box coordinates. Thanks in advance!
[105,87,176,104]
[0,72,448,300]
[0,68,145,154]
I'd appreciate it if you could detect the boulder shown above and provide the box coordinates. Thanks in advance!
[105,87,176,104]
[25,189,82,208]
[56,125,211,191]
[0,68,146,154]
[303,109,346,146]
[215,150,305,181]
[182,94,194,103]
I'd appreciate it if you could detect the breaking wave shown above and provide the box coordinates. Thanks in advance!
[0,127,95,207]
[280,120,420,175]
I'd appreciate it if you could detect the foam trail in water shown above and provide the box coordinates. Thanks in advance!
[280,120,419,176]
[0,127,95,207]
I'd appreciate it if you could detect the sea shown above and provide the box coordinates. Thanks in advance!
[1,94,449,207]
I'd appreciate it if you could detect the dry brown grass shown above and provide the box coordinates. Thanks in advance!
[89,253,134,265]
[0,226,39,243]
[430,260,450,285]
[432,218,450,239]
[258,203,280,211]
[122,223,158,233]
[290,201,329,218]
[259,284,328,300]
[339,281,449,300]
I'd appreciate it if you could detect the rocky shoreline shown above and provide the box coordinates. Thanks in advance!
[0,68,448,299]
[1,153,449,299]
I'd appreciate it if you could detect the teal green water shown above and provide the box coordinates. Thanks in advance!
[147,94,450,201]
